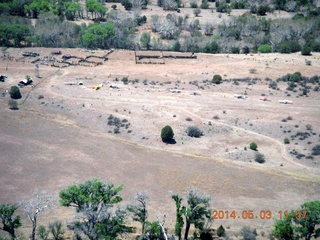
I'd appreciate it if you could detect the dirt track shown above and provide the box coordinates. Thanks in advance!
[0,48,320,237]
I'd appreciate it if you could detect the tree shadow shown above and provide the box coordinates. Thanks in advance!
[165,139,176,144]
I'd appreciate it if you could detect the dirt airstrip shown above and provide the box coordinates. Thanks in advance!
[0,48,320,238]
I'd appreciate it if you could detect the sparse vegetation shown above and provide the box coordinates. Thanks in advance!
[254,152,265,164]
[8,99,18,110]
[240,226,257,240]
[186,126,203,138]
[217,225,225,237]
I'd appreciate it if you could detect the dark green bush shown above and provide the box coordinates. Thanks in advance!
[217,225,225,237]
[284,138,290,144]
[257,5,268,16]
[250,142,258,151]
[204,41,219,53]
[161,125,174,142]
[212,74,222,84]
[277,41,301,53]
[186,126,203,138]
[301,45,311,55]
[231,47,240,54]
[9,86,22,99]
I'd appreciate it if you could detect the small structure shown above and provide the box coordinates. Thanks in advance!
[109,84,119,89]
[18,78,33,87]
[64,82,77,85]
[21,52,39,57]
[169,89,181,93]
[51,50,62,55]
[234,94,247,99]
[279,100,293,104]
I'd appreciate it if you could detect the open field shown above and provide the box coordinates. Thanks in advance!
[0,48,320,238]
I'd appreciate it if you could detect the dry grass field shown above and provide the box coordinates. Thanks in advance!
[0,47,320,238]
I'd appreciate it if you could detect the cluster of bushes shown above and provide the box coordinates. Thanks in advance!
[107,114,131,134]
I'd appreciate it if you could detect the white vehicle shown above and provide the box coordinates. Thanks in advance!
[234,94,247,99]
[279,100,293,104]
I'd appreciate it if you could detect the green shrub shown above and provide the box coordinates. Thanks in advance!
[9,86,22,99]
[200,1,209,9]
[257,5,268,16]
[212,74,222,84]
[231,47,240,54]
[301,45,311,55]
[249,142,258,151]
[277,41,301,53]
[284,138,290,144]
[217,225,225,237]
[242,45,250,54]
[204,41,220,53]
[258,44,271,53]
[186,126,203,138]
[190,1,198,8]
[161,125,174,142]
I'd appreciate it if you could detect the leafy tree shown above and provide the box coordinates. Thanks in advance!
[172,41,181,51]
[127,192,149,235]
[0,204,22,238]
[140,32,151,49]
[272,211,296,240]
[257,5,268,16]
[9,86,22,99]
[172,189,212,240]
[7,99,19,110]
[59,179,132,240]
[249,142,257,151]
[80,23,115,49]
[272,201,320,240]
[7,24,31,46]
[277,41,301,53]
[301,45,311,55]
[284,138,290,144]
[161,125,174,143]
[294,201,320,240]
[172,195,184,240]
[24,0,50,18]
[204,41,219,53]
